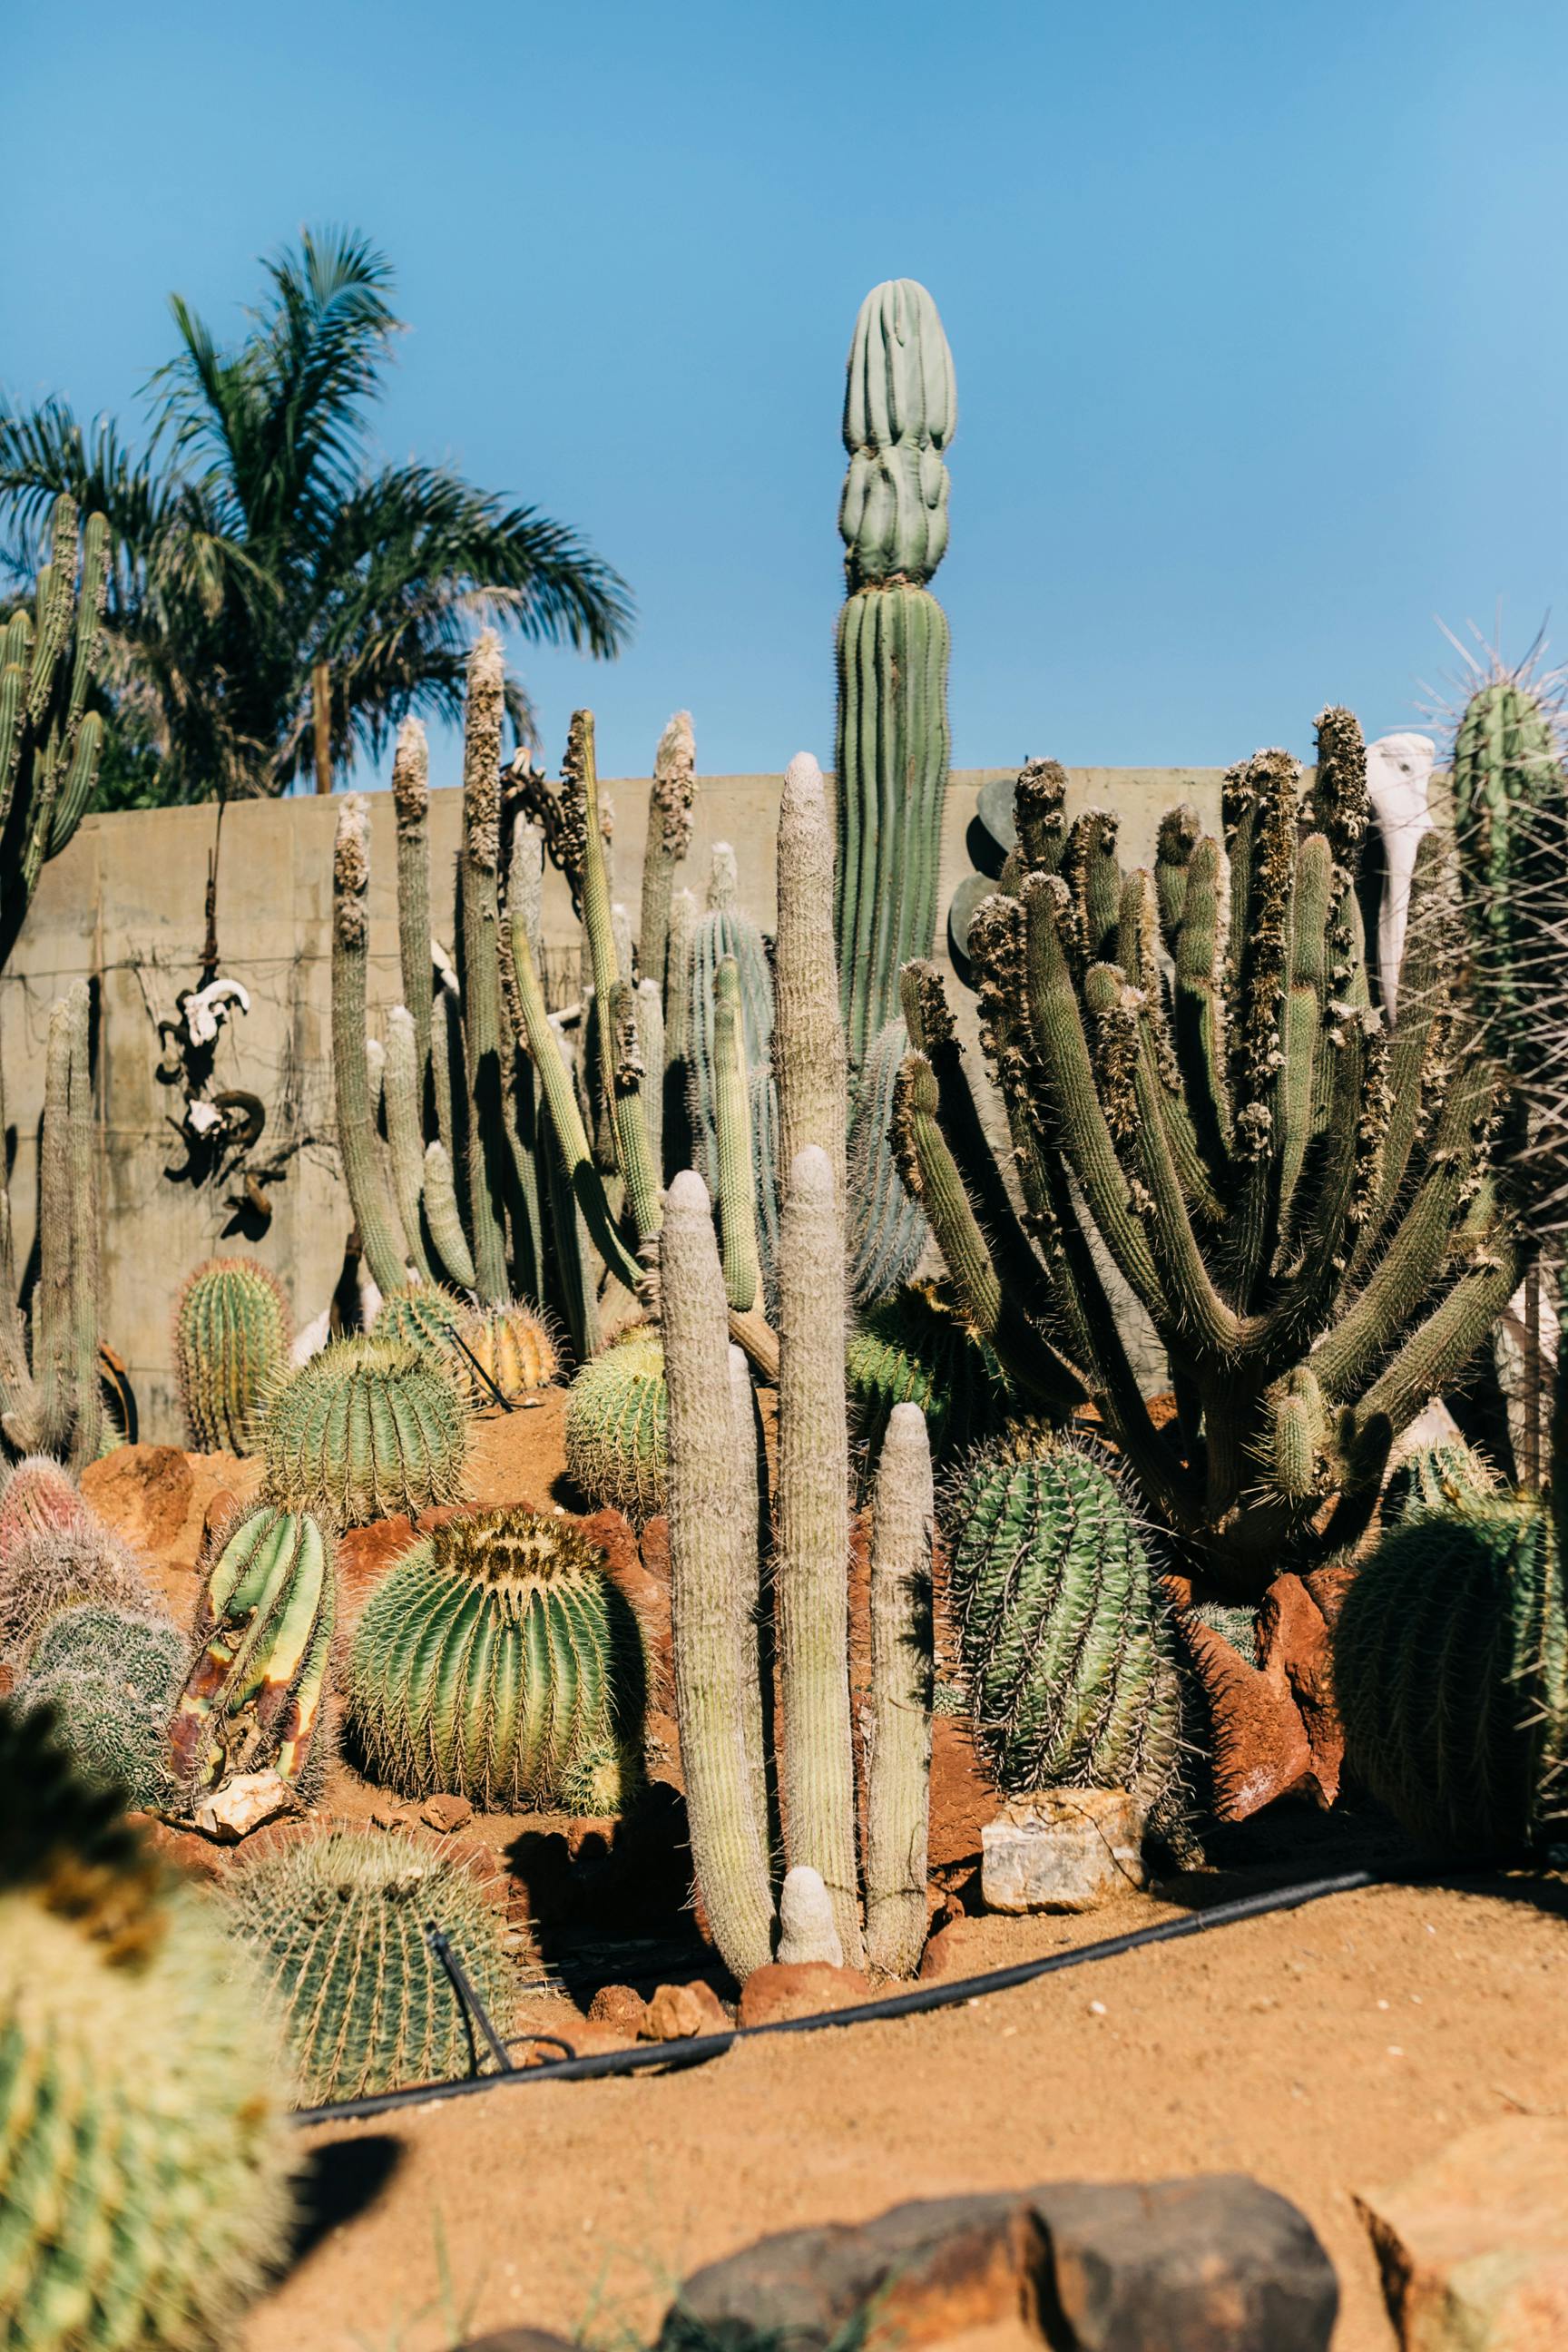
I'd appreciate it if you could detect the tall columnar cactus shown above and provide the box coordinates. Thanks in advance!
[259,1337,469,1526]
[173,1257,291,1454]
[847,1018,930,1311]
[227,1827,523,2105]
[946,1429,1184,1808]
[332,796,413,1298]
[834,280,956,1068]
[1335,1495,1567,1851]
[0,1702,297,2347]
[390,717,436,1107]
[776,754,849,1202]
[641,710,697,1005]
[564,1325,668,1524]
[170,1502,337,1802]
[0,980,100,1467]
[459,632,518,1301]
[346,1509,647,1810]
[0,495,109,961]
[895,713,1524,1593]
[685,844,775,1193]
[660,1171,936,1983]
[712,956,762,1313]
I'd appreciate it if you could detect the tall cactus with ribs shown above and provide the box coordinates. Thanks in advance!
[1,495,109,963]
[895,710,1523,1593]
[0,983,100,1467]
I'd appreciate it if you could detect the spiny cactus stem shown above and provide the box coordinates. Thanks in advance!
[331,797,412,1297]
[569,710,663,1245]
[640,710,696,1003]
[864,1402,933,1977]
[391,717,434,1083]
[713,957,761,1313]
[775,753,848,1202]
[459,632,511,1303]
[383,1007,436,1284]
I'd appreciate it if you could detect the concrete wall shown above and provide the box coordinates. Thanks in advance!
[2,764,1224,1443]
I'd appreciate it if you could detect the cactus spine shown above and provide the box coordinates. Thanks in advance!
[640,710,696,1004]
[346,1509,646,1809]
[864,1401,934,1976]
[834,281,956,1068]
[228,1827,521,2104]
[260,1338,468,1526]
[170,1503,337,1800]
[173,1257,290,1454]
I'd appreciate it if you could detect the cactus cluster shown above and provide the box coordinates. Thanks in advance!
[346,1508,647,1812]
[173,1256,290,1454]
[945,1429,1183,1808]
[259,1336,470,1526]
[0,1702,296,2348]
[170,1502,337,1803]
[0,1516,152,1665]
[564,1325,668,1524]
[895,716,1523,1592]
[226,1827,524,2105]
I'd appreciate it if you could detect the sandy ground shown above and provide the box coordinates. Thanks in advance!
[250,1871,1568,2352]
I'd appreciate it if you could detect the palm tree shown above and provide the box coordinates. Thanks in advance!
[0,229,632,802]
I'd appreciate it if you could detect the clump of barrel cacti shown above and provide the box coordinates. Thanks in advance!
[0,978,101,1467]
[453,1298,559,1404]
[0,1517,152,1665]
[944,1427,1184,1809]
[835,280,956,1069]
[848,1280,1010,1465]
[173,1256,291,1454]
[169,1502,337,1805]
[0,1700,297,2347]
[0,495,108,962]
[1336,1494,1566,1852]
[19,1603,185,1811]
[226,1826,525,2106]
[346,1508,647,1811]
[0,1451,89,1554]
[896,713,1524,1592]
[564,1325,668,1524]
[259,1336,469,1526]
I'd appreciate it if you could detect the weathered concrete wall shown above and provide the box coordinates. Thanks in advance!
[2,765,1224,1443]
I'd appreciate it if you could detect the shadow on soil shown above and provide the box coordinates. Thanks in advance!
[288,2132,405,2266]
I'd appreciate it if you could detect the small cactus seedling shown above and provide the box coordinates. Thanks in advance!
[345,1509,647,1811]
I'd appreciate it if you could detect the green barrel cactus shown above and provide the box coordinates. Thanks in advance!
[373,1279,472,1371]
[259,1336,469,1526]
[226,1827,524,2106]
[173,1256,290,1455]
[848,1281,1009,1464]
[834,279,956,1068]
[564,1326,668,1524]
[944,1428,1183,1807]
[345,1508,648,1811]
[1335,1494,1567,1852]
[0,1701,297,2347]
[1383,1436,1498,1528]
[19,1603,185,1811]
[170,1503,337,1801]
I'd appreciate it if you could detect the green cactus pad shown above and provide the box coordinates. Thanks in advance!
[173,1257,291,1455]
[564,1327,668,1524]
[944,1428,1183,1806]
[345,1508,648,1810]
[227,1826,525,2106]
[259,1336,469,1526]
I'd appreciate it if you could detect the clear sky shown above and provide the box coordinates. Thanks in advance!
[5,1,1566,785]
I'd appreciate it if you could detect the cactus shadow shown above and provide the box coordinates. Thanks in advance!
[286,2132,405,2269]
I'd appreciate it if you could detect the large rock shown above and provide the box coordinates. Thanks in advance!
[1357,2118,1568,2348]
[980,1788,1146,1915]
[82,1443,263,1588]
[657,2177,1337,2352]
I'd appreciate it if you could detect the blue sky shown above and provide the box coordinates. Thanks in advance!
[5,1,1566,783]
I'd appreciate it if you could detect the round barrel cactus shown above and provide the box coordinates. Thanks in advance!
[346,1508,647,1811]
[173,1256,291,1455]
[848,1280,1009,1463]
[227,1827,523,2106]
[564,1326,667,1524]
[0,1702,297,2348]
[944,1427,1183,1808]
[0,1453,90,1558]
[1382,1436,1498,1528]
[1335,1494,1567,1853]
[373,1279,472,1368]
[0,1520,153,1667]
[453,1299,559,1404]
[259,1336,469,1526]
[19,1602,185,1811]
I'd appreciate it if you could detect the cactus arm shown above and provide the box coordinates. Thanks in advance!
[331,798,412,1297]
[1349,1227,1525,1440]
[1274,835,1331,1242]
[1061,808,1124,969]
[713,958,761,1313]
[1356,829,1455,1261]
[864,1401,934,1979]
[458,633,512,1303]
[382,1008,436,1284]
[775,753,849,1204]
[421,1142,477,1292]
[639,710,695,1003]
[661,1170,776,1980]
[1257,1014,1387,1373]
[505,848,643,1296]
[1170,833,1234,1169]
[1117,868,1224,1225]
[728,1341,773,1854]
[637,978,665,1180]
[391,719,435,1087]
[775,1145,863,1965]
[1154,802,1200,949]
[1225,751,1300,1305]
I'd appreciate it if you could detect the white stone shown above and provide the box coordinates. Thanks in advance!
[980,1788,1147,1915]
[190,1769,299,1844]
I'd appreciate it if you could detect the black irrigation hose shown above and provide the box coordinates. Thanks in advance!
[293,1864,1381,2130]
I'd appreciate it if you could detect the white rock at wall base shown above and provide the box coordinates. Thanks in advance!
[980,1788,1147,1915]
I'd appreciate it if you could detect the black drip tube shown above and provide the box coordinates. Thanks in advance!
[293,1865,1380,2130]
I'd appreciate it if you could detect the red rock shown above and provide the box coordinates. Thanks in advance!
[639,1980,730,2041]
[1259,1572,1344,1806]
[129,1813,228,1886]
[737,1962,870,2030]
[917,1918,989,1984]
[422,1792,475,1834]
[587,1983,650,2037]
[83,1444,265,1588]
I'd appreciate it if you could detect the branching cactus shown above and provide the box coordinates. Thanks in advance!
[895,712,1524,1593]
[834,281,956,1067]
[170,1502,337,1803]
[0,495,109,961]
[174,1257,290,1454]
[0,979,100,1467]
